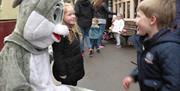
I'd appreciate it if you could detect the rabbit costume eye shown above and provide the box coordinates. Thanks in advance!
[50,1,64,24]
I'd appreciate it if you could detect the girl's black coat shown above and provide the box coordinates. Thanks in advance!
[52,36,84,82]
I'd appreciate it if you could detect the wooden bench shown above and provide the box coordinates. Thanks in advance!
[107,20,136,46]
[121,20,136,45]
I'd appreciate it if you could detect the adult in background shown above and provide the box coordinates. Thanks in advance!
[75,0,94,54]
[92,0,115,48]
[175,0,180,35]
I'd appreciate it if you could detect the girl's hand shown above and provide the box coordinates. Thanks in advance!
[119,31,123,34]
[120,29,127,34]
[122,29,127,33]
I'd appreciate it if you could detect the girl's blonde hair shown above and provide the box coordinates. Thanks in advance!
[64,3,81,44]
[137,0,176,29]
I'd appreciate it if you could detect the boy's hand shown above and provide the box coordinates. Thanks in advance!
[122,76,134,91]
[120,29,127,34]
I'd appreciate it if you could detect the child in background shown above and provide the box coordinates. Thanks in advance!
[111,14,125,48]
[89,18,101,57]
[52,3,85,86]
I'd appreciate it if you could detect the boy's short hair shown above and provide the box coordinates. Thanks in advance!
[137,0,176,29]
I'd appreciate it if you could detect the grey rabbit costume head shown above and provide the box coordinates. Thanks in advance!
[5,0,69,50]
[12,0,64,35]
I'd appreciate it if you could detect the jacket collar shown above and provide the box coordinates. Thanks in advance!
[143,28,180,50]
[131,28,180,52]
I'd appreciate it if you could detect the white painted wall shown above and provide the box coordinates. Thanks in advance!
[0,0,18,20]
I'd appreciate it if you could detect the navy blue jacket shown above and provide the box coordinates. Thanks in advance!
[130,29,180,91]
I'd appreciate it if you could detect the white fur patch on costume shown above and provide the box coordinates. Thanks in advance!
[29,52,72,91]
[53,24,69,36]
[55,85,71,91]
[24,11,55,49]
[24,11,69,47]
[29,52,55,91]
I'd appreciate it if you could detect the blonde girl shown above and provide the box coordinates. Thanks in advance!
[63,3,82,44]
[52,3,85,86]
[111,14,125,48]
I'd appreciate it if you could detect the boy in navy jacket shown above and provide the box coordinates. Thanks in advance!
[122,0,180,91]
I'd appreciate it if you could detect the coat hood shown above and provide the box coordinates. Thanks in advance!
[143,29,180,49]
[130,29,180,51]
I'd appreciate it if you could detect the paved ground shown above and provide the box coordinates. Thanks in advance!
[77,41,140,91]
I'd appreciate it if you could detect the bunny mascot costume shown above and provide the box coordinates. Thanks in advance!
[0,0,80,91]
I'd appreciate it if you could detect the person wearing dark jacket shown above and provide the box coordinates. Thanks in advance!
[175,0,180,35]
[176,0,180,26]
[52,3,84,86]
[92,0,115,48]
[75,0,94,54]
[122,0,180,91]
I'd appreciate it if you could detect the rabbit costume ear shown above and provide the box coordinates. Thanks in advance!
[12,0,23,8]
